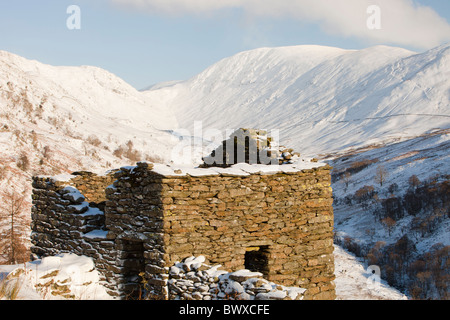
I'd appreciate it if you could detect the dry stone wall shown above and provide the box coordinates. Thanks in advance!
[158,164,335,300]
[31,161,336,300]
[167,256,306,300]
[30,172,119,294]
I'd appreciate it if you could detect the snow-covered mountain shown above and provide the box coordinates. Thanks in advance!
[0,49,183,204]
[2,43,449,174]
[0,50,178,174]
[0,51,177,132]
[144,43,450,157]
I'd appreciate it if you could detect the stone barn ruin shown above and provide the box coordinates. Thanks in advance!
[30,130,336,300]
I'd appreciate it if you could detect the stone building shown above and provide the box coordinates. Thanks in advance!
[30,133,335,300]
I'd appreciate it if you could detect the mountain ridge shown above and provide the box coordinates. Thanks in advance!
[144,43,449,157]
[0,43,449,171]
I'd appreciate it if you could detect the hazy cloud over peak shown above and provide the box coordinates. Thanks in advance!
[111,0,450,49]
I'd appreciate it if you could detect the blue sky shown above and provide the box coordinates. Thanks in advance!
[1,0,450,90]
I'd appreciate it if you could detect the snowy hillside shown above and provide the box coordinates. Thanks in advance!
[2,43,449,176]
[331,129,449,249]
[0,50,178,175]
[330,129,449,299]
[145,44,450,157]
[0,49,182,221]
[0,50,181,267]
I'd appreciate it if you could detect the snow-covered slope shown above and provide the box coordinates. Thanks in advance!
[2,43,449,174]
[0,50,178,173]
[0,253,112,300]
[0,50,184,209]
[334,245,407,300]
[0,51,181,262]
[330,129,449,299]
[145,44,450,157]
[0,50,177,131]
[332,129,449,249]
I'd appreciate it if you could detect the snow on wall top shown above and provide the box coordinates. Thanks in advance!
[38,158,328,183]
[147,159,327,177]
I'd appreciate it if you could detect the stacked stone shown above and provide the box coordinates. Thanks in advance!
[277,146,301,165]
[103,162,172,299]
[201,128,305,167]
[160,165,335,300]
[31,175,107,255]
[168,256,305,300]
[104,162,162,239]
[201,128,277,167]
[30,172,119,297]
[63,171,119,204]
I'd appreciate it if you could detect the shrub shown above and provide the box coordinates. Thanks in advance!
[113,146,125,158]
[42,145,51,159]
[16,153,30,171]
[342,236,365,256]
[354,185,375,202]
[86,135,102,147]
[381,196,404,221]
[366,241,386,265]
[407,244,449,300]
[408,175,421,189]
[0,278,22,300]
[124,148,141,162]
[113,140,142,162]
[145,154,164,164]
[381,217,396,235]
[0,165,6,180]
[388,183,399,194]
[0,188,31,264]
[348,159,378,175]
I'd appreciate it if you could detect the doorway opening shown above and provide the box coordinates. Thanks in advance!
[119,239,145,299]
[244,246,270,275]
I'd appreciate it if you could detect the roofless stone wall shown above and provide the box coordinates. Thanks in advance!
[31,161,335,300]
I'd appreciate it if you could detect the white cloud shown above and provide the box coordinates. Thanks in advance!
[111,0,450,49]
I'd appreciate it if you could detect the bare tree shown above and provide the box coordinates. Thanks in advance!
[374,165,388,187]
[0,188,30,264]
[342,171,351,190]
[408,175,421,189]
[381,217,396,236]
[16,152,30,172]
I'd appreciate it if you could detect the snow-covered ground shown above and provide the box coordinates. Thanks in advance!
[334,246,407,300]
[0,245,407,300]
[0,254,112,300]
